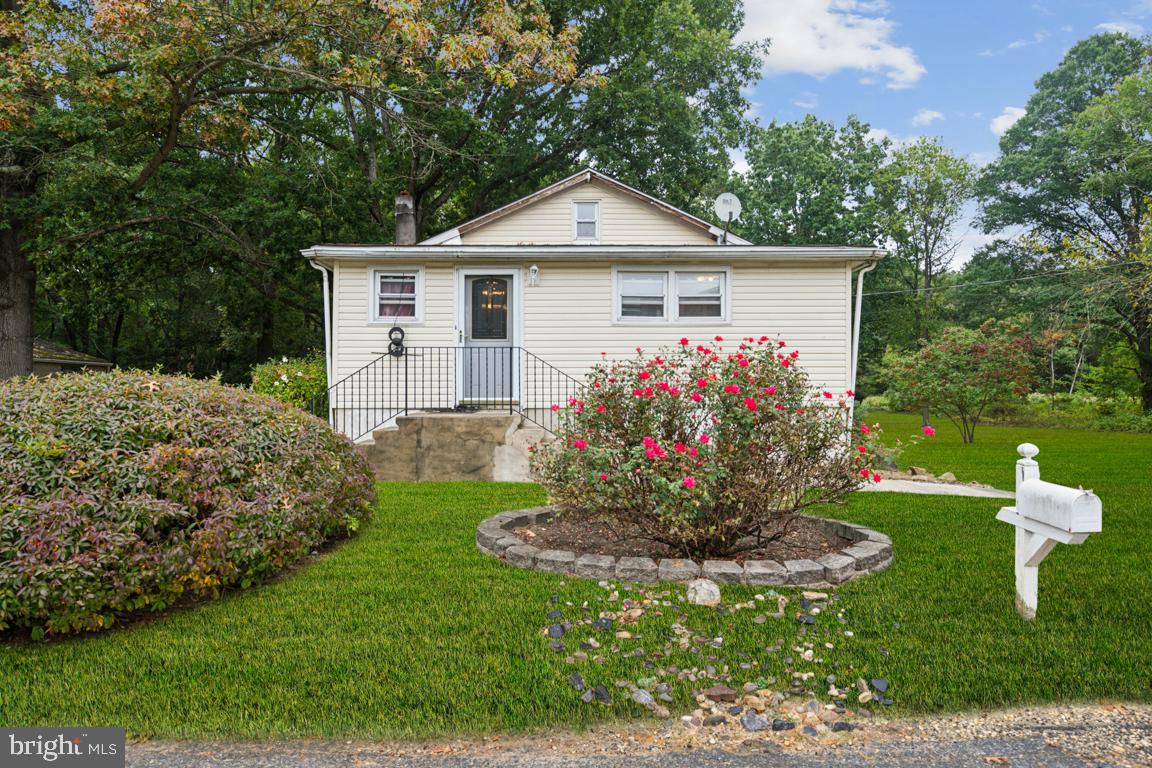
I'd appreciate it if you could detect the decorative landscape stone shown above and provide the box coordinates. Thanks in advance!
[535,549,576,574]
[702,560,745,584]
[685,578,722,606]
[615,556,658,583]
[573,554,616,580]
[744,560,788,586]
[784,559,826,585]
[658,558,700,582]
[816,553,856,584]
[476,506,893,587]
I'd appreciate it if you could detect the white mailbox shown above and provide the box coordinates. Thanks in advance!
[996,443,1102,619]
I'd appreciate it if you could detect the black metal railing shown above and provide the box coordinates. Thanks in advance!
[309,346,583,441]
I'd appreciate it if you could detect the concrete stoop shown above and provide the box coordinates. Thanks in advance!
[356,412,553,482]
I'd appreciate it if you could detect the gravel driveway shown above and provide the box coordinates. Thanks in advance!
[127,703,1151,768]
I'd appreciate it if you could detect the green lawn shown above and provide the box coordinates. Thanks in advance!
[1,416,1149,738]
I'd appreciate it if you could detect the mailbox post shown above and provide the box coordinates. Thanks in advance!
[996,443,1102,619]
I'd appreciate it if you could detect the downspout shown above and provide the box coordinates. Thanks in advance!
[849,255,879,422]
[308,260,333,389]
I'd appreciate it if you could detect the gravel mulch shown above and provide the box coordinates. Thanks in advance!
[126,703,1152,767]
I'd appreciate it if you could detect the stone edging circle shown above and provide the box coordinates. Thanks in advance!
[475,506,893,587]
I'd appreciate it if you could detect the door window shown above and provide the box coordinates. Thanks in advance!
[470,278,509,340]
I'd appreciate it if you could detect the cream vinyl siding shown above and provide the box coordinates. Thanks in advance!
[462,179,715,245]
[519,261,853,395]
[333,261,456,380]
[329,259,854,419]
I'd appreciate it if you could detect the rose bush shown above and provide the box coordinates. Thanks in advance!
[532,337,882,558]
[0,371,374,638]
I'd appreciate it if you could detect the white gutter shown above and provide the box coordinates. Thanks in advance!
[308,260,334,390]
[301,244,884,262]
[849,257,879,416]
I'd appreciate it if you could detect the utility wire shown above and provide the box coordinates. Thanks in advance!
[861,260,1144,297]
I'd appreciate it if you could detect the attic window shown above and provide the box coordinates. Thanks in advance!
[573,201,599,242]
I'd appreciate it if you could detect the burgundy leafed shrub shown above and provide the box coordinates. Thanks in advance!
[0,371,375,637]
[532,337,882,558]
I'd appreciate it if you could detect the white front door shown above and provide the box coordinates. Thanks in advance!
[462,274,515,402]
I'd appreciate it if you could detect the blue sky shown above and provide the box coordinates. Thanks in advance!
[733,0,1151,259]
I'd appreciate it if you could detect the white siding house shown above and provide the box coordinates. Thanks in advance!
[303,169,882,441]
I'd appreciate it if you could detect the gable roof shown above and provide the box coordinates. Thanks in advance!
[421,168,752,246]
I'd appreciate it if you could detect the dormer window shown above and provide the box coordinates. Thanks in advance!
[573,201,600,243]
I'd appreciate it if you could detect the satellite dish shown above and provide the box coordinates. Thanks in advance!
[713,192,742,223]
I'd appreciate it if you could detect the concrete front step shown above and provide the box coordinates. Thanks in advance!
[356,412,553,482]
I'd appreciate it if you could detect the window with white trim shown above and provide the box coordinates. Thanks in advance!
[676,271,725,319]
[372,269,421,322]
[615,269,728,322]
[618,272,667,318]
[573,201,600,242]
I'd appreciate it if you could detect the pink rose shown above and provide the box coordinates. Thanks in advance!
[682,476,696,489]
[599,473,608,481]
[922,425,936,437]
[744,397,757,411]
[699,434,710,444]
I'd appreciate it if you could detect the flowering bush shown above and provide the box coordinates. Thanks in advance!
[250,352,327,410]
[532,337,882,558]
[0,371,374,638]
[884,321,1034,444]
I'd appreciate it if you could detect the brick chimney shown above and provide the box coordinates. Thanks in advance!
[395,192,416,245]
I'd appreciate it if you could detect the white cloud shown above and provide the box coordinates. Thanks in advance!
[865,127,919,150]
[793,92,820,110]
[1007,30,1049,49]
[1095,21,1145,35]
[911,109,944,127]
[968,151,998,168]
[739,0,926,90]
[990,106,1026,136]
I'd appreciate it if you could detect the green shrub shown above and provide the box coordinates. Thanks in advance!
[532,337,883,558]
[0,371,374,637]
[251,353,327,410]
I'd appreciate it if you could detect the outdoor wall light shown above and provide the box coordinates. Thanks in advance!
[528,264,540,286]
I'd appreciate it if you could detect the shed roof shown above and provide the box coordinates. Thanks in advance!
[33,338,113,368]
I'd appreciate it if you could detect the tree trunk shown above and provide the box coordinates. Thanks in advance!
[0,218,35,379]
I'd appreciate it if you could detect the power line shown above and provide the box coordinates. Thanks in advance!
[861,260,1144,298]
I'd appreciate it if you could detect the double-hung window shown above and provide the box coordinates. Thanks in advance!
[615,269,727,322]
[371,269,422,322]
[675,272,725,319]
[618,272,667,319]
[573,201,600,242]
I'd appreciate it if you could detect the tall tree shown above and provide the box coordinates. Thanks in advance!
[337,0,765,240]
[733,115,889,246]
[875,138,975,424]
[876,139,976,346]
[977,33,1152,410]
[0,0,580,379]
